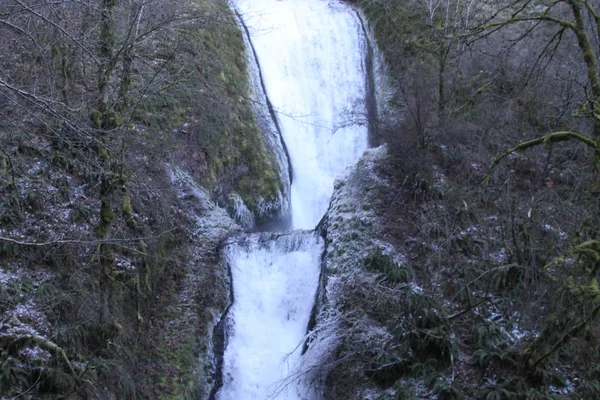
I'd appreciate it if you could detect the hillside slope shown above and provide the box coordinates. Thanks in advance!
[309,0,600,398]
[0,0,277,397]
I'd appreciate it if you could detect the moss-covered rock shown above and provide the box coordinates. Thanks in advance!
[129,0,287,228]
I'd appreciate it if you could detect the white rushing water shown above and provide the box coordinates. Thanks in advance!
[237,0,369,229]
[219,233,323,400]
[217,0,370,398]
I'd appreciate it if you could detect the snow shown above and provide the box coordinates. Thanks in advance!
[549,381,575,394]
[411,284,425,295]
[559,231,568,240]
[18,346,52,362]
[114,254,135,271]
[459,226,479,236]
[166,165,240,252]
[0,267,20,284]
[488,248,507,264]
[25,161,42,177]
[229,192,256,229]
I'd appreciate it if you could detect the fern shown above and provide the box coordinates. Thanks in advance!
[93,358,135,396]
[493,264,524,291]
[0,351,29,393]
[473,346,516,369]
[473,322,508,348]
[483,387,514,400]
[428,376,461,400]
[35,366,77,393]
[570,380,600,398]
[481,378,521,400]
[364,248,412,284]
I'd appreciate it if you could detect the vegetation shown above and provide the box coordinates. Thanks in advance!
[3,0,600,398]
[316,0,600,398]
[0,0,268,397]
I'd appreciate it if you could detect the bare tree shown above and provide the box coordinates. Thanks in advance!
[481,0,600,182]
[360,0,489,121]
[477,0,600,371]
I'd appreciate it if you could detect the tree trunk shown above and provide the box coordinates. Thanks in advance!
[569,1,600,187]
[569,1,600,131]
[97,0,117,128]
[438,51,446,121]
[60,45,71,106]
[116,43,133,113]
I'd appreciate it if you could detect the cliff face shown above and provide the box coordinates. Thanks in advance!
[315,146,425,399]
[0,0,281,397]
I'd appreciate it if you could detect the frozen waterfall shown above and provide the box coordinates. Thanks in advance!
[215,0,370,398]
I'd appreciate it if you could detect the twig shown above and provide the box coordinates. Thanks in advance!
[0,144,16,189]
[448,297,491,320]
[0,228,176,247]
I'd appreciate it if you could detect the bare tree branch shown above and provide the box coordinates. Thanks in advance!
[13,0,100,66]
[0,228,177,247]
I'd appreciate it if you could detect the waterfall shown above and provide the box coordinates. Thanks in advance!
[215,0,370,398]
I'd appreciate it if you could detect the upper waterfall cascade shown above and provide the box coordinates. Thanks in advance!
[216,0,371,398]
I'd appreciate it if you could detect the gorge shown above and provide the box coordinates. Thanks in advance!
[215,0,373,398]
[2,0,599,397]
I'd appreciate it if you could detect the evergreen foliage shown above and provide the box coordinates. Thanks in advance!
[319,0,600,398]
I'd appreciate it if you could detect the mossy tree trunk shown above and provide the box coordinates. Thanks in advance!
[568,0,600,191]
[60,44,71,106]
[116,43,133,113]
[482,0,600,184]
[437,42,451,121]
[96,178,117,324]
[97,0,118,129]
[116,4,144,113]
[569,1,600,140]
[52,41,72,106]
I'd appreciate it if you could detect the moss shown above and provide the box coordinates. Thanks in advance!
[98,146,110,160]
[147,305,198,400]
[125,0,284,224]
[89,109,103,129]
[94,200,115,239]
[101,109,119,130]
[122,194,133,216]
[100,201,115,223]
[192,4,283,220]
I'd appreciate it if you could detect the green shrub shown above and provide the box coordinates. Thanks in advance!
[365,248,412,284]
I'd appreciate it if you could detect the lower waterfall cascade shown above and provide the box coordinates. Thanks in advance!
[215,0,372,398]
